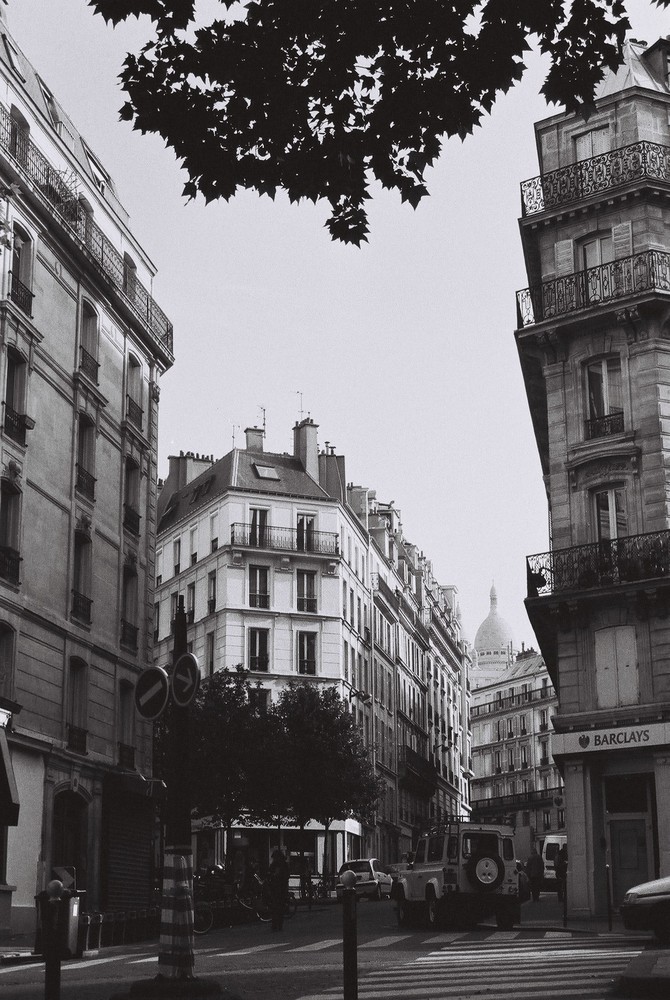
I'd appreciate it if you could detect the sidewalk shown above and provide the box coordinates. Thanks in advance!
[0,928,37,965]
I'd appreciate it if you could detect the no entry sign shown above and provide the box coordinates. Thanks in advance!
[135,666,170,720]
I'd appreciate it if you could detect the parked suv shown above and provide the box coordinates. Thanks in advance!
[395,822,521,930]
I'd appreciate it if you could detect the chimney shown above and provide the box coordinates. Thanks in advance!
[293,417,319,481]
[165,450,214,491]
[245,426,264,452]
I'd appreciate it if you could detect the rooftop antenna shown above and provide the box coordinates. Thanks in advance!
[295,390,304,421]
[258,405,266,437]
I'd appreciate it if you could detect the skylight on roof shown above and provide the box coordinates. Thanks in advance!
[254,464,280,480]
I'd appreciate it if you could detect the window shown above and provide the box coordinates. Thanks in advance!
[575,126,610,160]
[190,526,197,565]
[0,622,15,700]
[123,253,137,300]
[543,810,551,831]
[76,413,96,500]
[249,688,269,714]
[8,106,28,166]
[595,486,626,541]
[3,347,28,446]
[520,713,527,735]
[80,302,99,382]
[0,477,21,583]
[210,513,218,552]
[170,592,178,625]
[72,528,92,623]
[126,354,143,430]
[84,143,111,195]
[173,538,181,576]
[558,809,565,829]
[586,357,623,439]
[249,628,269,671]
[297,514,315,551]
[206,632,215,677]
[342,581,347,619]
[494,751,502,773]
[153,601,160,641]
[595,625,639,708]
[250,508,267,547]
[207,571,216,614]
[10,222,33,313]
[521,745,528,769]
[297,570,317,612]
[187,582,195,623]
[249,565,269,608]
[118,681,135,765]
[540,741,549,766]
[67,658,88,752]
[298,631,317,675]
[540,709,548,731]
[121,565,138,650]
[123,457,141,534]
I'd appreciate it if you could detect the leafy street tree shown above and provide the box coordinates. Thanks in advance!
[90,1,666,244]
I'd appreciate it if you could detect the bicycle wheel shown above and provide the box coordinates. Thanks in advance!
[285,892,298,918]
[193,903,213,935]
[237,892,256,912]
[255,896,272,922]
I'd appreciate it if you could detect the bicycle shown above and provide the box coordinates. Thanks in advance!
[193,901,214,935]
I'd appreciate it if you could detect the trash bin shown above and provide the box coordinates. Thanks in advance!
[62,891,85,959]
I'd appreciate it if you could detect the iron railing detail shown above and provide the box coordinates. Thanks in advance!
[0,106,173,358]
[9,271,33,314]
[585,409,624,440]
[517,249,670,327]
[3,404,26,446]
[76,464,96,500]
[521,141,670,217]
[527,528,670,598]
[0,546,20,583]
[297,596,317,613]
[123,504,141,535]
[231,522,339,555]
[120,619,138,650]
[126,395,143,430]
[67,725,88,754]
[79,346,99,382]
[71,590,92,623]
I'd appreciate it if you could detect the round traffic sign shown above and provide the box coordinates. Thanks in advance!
[135,666,170,719]
[171,652,200,708]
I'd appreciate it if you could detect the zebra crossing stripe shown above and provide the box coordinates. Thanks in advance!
[359,935,414,949]
[291,938,342,952]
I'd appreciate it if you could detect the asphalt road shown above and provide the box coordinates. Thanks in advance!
[0,896,651,1000]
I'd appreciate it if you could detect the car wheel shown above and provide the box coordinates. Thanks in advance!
[397,890,412,927]
[466,854,505,892]
[426,893,441,929]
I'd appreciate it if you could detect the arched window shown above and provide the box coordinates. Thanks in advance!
[10,222,33,313]
[126,354,143,430]
[67,658,88,752]
[123,456,141,534]
[0,621,15,700]
[79,301,99,381]
[4,346,27,445]
[76,413,96,500]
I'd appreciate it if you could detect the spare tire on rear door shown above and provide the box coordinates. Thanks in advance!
[466,854,504,892]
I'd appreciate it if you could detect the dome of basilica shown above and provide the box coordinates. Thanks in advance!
[474,583,514,657]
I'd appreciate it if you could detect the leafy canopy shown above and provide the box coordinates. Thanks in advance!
[88,1,668,244]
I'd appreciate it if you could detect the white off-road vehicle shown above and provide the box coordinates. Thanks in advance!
[395,821,521,931]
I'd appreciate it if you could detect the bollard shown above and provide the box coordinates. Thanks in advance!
[37,879,69,1000]
[605,864,613,932]
[341,869,358,1000]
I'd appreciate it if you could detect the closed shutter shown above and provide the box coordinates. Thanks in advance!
[595,626,639,709]
[555,239,574,276]
[613,222,633,260]
[595,628,618,709]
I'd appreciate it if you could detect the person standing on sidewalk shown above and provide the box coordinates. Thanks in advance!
[526,846,544,902]
[555,845,568,903]
[268,849,290,932]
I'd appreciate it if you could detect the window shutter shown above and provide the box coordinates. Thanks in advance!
[595,628,618,709]
[554,239,574,276]
[613,222,632,260]
[615,626,639,706]
[592,126,611,154]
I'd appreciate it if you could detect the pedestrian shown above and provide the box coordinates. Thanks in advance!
[268,848,289,931]
[525,846,544,902]
[555,844,568,903]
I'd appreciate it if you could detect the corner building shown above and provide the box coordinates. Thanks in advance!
[0,11,173,933]
[517,38,670,917]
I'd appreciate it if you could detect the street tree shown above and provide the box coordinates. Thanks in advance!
[89,0,664,244]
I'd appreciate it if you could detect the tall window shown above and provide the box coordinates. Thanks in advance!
[249,565,269,608]
[9,107,29,165]
[298,631,317,675]
[595,486,626,541]
[80,301,99,381]
[249,688,269,714]
[0,622,15,700]
[124,457,140,534]
[297,514,315,551]
[187,582,195,623]
[67,658,88,752]
[249,508,267,547]
[574,126,610,160]
[586,357,623,438]
[595,625,639,708]
[153,601,160,641]
[72,528,92,623]
[206,631,215,677]
[76,413,96,500]
[3,347,27,446]
[126,354,143,430]
[121,565,138,650]
[0,478,21,583]
[173,538,181,575]
[123,253,137,300]
[581,233,613,271]
[249,628,269,671]
[190,526,198,564]
[207,571,216,614]
[210,513,218,552]
[10,222,32,313]
[118,681,135,764]
[297,570,317,612]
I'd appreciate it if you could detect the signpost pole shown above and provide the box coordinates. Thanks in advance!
[158,597,195,981]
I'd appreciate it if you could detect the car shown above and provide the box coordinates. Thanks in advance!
[335,859,393,901]
[541,834,567,891]
[620,875,670,943]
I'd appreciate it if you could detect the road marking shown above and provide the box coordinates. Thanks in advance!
[359,935,414,949]
[0,962,43,975]
[212,942,286,956]
[291,938,342,952]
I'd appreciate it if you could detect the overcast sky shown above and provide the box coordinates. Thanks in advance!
[7,0,669,649]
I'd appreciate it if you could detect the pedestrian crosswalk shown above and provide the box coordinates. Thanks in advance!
[296,935,643,1000]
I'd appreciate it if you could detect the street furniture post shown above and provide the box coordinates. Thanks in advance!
[37,879,69,1000]
[605,863,613,932]
[341,870,358,1000]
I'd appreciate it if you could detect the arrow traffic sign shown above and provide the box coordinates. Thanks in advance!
[135,666,170,720]
[171,652,200,708]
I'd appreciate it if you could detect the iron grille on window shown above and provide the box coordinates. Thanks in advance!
[72,590,92,624]
[79,346,99,382]
[297,596,317,613]
[0,546,20,584]
[3,404,26,446]
[585,409,624,440]
[250,593,269,609]
[299,658,316,675]
[76,464,96,500]
[126,395,143,430]
[9,271,33,314]
[67,725,88,754]
[250,655,269,672]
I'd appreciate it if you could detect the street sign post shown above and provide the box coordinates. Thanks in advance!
[171,652,200,708]
[134,665,170,720]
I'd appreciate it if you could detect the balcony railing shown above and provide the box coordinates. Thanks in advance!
[123,504,141,535]
[120,619,138,650]
[71,590,92,624]
[517,249,670,328]
[0,106,173,359]
[298,658,316,675]
[67,725,88,754]
[585,409,624,440]
[527,528,670,598]
[297,596,317,613]
[520,140,670,217]
[249,655,269,672]
[4,404,26,446]
[126,395,143,431]
[0,545,20,584]
[9,271,33,314]
[471,785,562,815]
[79,346,99,382]
[231,522,339,555]
[76,464,96,500]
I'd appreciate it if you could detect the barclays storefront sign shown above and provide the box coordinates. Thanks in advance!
[553,721,670,756]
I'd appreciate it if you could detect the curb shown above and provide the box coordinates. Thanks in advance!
[615,952,670,997]
[0,951,39,966]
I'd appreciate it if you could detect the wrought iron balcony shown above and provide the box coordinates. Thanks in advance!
[9,271,33,314]
[297,596,317,613]
[4,404,27,446]
[71,590,92,624]
[231,522,339,555]
[0,545,20,584]
[126,395,143,431]
[521,141,670,217]
[517,249,670,328]
[527,529,670,599]
[471,785,562,816]
[76,464,96,500]
[123,503,141,535]
[585,409,624,440]
[0,106,173,360]
[249,655,269,672]
[399,745,438,797]
[298,658,316,675]
[120,619,138,650]
[79,346,99,382]
[67,725,88,754]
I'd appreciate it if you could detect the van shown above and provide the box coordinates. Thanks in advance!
[542,834,567,890]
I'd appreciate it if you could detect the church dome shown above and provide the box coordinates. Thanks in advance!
[474,583,514,656]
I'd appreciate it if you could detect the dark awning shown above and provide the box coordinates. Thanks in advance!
[0,729,19,826]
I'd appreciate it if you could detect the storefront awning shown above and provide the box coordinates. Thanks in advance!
[0,728,19,825]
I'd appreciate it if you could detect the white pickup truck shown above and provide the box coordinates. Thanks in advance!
[395,821,522,931]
